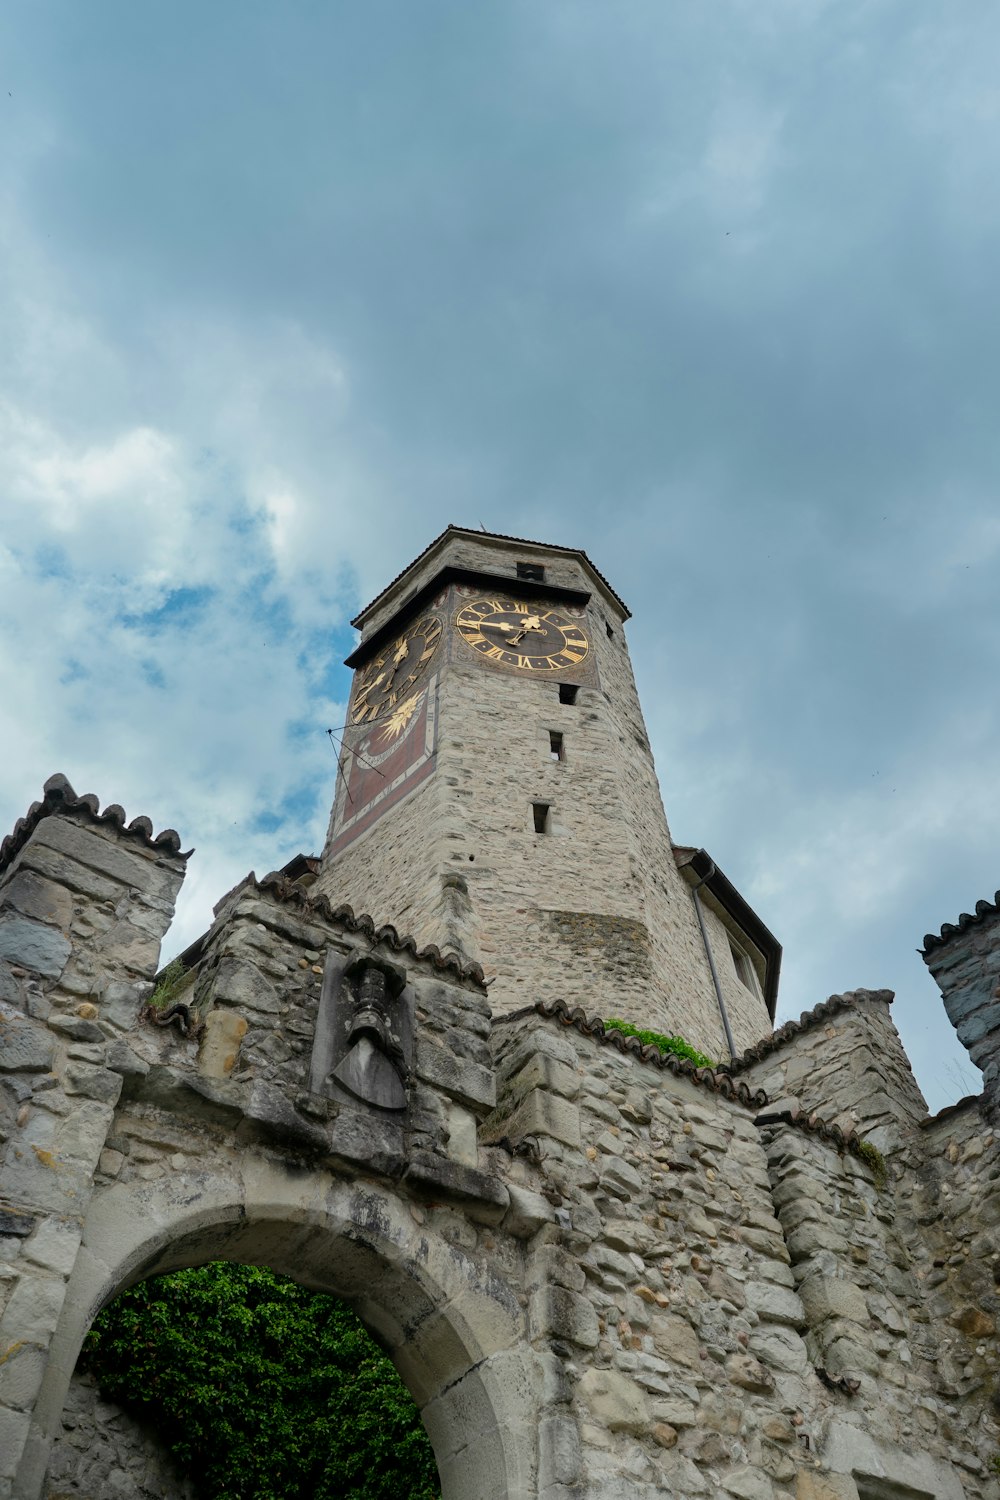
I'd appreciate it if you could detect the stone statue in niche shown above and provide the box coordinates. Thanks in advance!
[309,953,411,1112]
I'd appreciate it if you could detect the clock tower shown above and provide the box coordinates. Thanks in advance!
[316,527,777,1061]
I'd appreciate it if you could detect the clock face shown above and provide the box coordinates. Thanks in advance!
[455,597,590,672]
[350,614,442,725]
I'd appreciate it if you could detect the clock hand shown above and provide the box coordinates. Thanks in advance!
[384,641,410,686]
[508,614,545,646]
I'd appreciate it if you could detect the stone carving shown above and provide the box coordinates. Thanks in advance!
[310,953,411,1112]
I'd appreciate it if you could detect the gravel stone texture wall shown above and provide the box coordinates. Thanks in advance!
[43,1372,195,1500]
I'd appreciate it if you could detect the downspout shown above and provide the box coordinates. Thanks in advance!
[688,859,739,1064]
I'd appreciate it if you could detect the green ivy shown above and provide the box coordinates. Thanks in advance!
[603,1017,714,1069]
[82,1262,440,1500]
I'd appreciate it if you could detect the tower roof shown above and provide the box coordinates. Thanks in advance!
[350,525,631,629]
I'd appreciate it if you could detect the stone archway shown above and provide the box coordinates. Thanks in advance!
[17,1158,538,1500]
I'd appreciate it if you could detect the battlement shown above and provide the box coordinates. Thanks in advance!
[922,890,1000,1109]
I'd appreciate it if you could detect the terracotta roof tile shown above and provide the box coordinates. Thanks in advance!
[0,774,188,875]
[180,868,486,987]
[514,1000,871,1161]
[722,989,895,1073]
[921,895,1000,955]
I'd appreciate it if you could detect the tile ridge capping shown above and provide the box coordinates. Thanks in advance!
[0,773,189,877]
[248,870,487,988]
[920,1092,984,1129]
[722,988,896,1074]
[921,894,1000,955]
[533,999,766,1107]
[532,1001,869,1163]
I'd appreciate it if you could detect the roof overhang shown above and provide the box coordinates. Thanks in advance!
[673,845,781,1020]
[351,525,631,632]
[344,564,591,669]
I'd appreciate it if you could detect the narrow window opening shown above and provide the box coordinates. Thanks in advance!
[532,802,551,834]
[517,561,545,582]
[558,683,579,705]
[729,938,756,991]
[549,731,564,762]
[605,622,614,639]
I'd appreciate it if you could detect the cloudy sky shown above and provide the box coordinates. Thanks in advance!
[2,1,997,1111]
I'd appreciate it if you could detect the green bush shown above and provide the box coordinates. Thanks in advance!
[603,1017,714,1069]
[82,1261,440,1500]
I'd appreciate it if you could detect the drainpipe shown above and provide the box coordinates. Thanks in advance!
[688,858,739,1064]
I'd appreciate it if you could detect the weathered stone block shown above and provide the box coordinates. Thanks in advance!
[0,1018,54,1074]
[598,1154,642,1198]
[506,1051,580,1102]
[538,1413,582,1485]
[415,1039,495,1111]
[795,1475,859,1500]
[404,1150,509,1221]
[29,816,181,902]
[745,1280,805,1328]
[0,1270,66,1345]
[0,871,73,931]
[198,1009,248,1078]
[722,1467,776,1500]
[749,1325,809,1375]
[63,1063,123,1106]
[501,1184,554,1240]
[104,1038,149,1079]
[211,958,281,1015]
[47,1015,103,1043]
[0,1341,47,1411]
[504,1088,581,1149]
[22,1220,80,1276]
[798,1275,868,1326]
[101,979,152,1030]
[0,1403,31,1482]
[0,917,70,980]
[577,1367,650,1432]
[529,1285,600,1348]
[650,1313,701,1367]
[0,959,23,1007]
[0,1207,36,1236]
[239,1081,329,1153]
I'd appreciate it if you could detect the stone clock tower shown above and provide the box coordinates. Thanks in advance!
[316,527,777,1060]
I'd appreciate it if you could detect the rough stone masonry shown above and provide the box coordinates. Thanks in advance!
[0,774,997,1499]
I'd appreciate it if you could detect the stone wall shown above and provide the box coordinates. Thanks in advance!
[731,991,929,1153]
[43,1371,195,1500]
[487,1004,997,1500]
[923,899,1000,1107]
[0,778,186,1496]
[3,775,1000,1500]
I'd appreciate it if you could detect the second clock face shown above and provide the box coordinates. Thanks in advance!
[455,597,590,672]
[350,614,442,725]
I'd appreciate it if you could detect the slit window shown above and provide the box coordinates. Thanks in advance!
[729,938,757,992]
[517,561,545,582]
[532,802,551,834]
[606,622,614,639]
[558,683,579,704]
[549,731,564,762]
